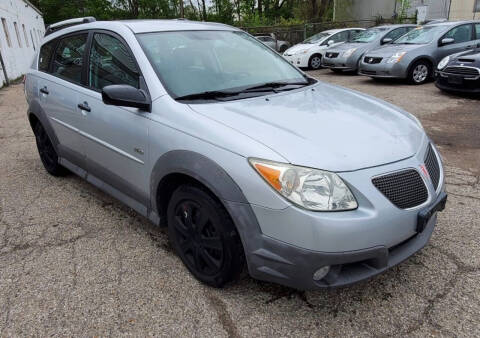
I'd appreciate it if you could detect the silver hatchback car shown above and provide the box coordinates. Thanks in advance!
[26,18,447,290]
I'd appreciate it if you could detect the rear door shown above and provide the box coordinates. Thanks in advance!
[437,24,475,61]
[44,32,89,167]
[76,31,150,205]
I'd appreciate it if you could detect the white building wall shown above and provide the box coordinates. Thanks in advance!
[0,0,45,87]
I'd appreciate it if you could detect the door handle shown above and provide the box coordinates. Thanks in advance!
[78,102,91,113]
[40,86,49,95]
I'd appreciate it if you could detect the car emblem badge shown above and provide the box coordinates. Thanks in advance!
[420,164,430,179]
[369,58,373,63]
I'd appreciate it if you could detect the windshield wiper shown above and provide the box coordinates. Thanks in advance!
[175,90,239,101]
[175,80,313,102]
[241,81,310,93]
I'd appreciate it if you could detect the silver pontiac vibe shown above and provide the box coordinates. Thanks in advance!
[25,18,447,290]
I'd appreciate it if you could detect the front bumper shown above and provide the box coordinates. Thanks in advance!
[435,71,480,93]
[283,53,311,68]
[228,140,447,290]
[359,59,407,79]
[322,55,358,72]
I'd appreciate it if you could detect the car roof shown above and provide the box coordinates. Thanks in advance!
[120,19,239,33]
[375,24,417,29]
[426,20,478,27]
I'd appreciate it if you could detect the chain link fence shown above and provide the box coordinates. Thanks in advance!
[241,17,417,45]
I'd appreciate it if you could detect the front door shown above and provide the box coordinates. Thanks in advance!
[436,24,476,62]
[77,32,150,205]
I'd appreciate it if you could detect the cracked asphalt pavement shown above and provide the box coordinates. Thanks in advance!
[1,71,479,336]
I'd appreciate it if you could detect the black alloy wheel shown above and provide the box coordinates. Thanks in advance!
[33,123,68,176]
[167,185,244,287]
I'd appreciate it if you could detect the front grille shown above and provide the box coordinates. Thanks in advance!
[364,57,382,64]
[326,52,339,58]
[372,170,428,209]
[443,66,480,77]
[424,144,440,190]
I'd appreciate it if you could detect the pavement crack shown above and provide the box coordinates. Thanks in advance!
[204,290,241,338]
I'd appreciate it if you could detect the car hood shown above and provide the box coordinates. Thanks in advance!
[452,49,480,63]
[285,43,317,54]
[188,82,424,172]
[329,42,372,52]
[365,43,425,57]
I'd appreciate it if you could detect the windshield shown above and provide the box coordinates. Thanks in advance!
[137,30,308,99]
[350,28,386,43]
[303,32,330,44]
[393,25,446,44]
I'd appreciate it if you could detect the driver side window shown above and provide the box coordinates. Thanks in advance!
[444,24,473,44]
[88,33,140,91]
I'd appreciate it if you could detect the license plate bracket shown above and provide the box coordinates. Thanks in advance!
[448,75,463,85]
[417,192,448,233]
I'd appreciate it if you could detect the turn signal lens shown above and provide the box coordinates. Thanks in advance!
[254,163,282,191]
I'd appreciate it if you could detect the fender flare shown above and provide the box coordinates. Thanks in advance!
[150,150,249,214]
[407,55,436,75]
[27,99,60,152]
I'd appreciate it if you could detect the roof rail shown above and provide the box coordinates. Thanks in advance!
[45,17,96,36]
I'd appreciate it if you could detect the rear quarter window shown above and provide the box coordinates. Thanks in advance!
[39,40,56,72]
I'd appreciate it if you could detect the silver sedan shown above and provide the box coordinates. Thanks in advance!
[359,20,480,84]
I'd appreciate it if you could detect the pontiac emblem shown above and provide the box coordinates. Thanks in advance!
[420,164,430,179]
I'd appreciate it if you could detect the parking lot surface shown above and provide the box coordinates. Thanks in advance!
[1,71,479,337]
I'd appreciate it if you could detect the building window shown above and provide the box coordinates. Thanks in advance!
[1,18,12,47]
[30,30,35,51]
[13,22,22,47]
[475,0,480,12]
[22,24,29,47]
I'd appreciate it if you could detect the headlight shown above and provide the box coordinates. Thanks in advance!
[387,51,406,64]
[437,56,450,70]
[343,48,357,58]
[249,159,358,211]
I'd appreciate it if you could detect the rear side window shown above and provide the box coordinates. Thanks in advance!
[476,24,480,40]
[88,33,139,91]
[52,33,88,85]
[39,41,56,72]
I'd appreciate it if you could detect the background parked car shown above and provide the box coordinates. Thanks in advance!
[282,28,364,70]
[359,21,480,84]
[435,47,480,93]
[322,24,416,73]
[255,34,290,53]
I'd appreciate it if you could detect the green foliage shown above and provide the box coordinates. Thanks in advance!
[36,0,350,26]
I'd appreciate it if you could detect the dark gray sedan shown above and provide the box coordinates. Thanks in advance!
[322,24,416,73]
[359,21,480,84]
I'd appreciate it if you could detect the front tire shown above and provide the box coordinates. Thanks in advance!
[167,184,245,288]
[408,60,431,85]
[308,54,322,70]
[33,122,68,176]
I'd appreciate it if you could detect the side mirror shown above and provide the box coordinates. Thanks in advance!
[440,37,454,46]
[327,40,335,46]
[102,85,151,112]
[382,38,393,44]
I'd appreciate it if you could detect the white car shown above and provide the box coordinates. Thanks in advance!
[283,28,365,69]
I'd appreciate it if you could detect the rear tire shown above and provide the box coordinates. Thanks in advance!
[308,54,322,70]
[408,60,432,85]
[167,184,245,288]
[33,123,68,176]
